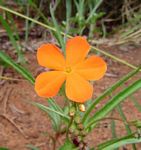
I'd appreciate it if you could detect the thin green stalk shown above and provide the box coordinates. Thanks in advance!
[82,67,140,123]
[123,84,141,112]
[90,47,139,70]
[131,96,141,112]
[66,102,76,138]
[0,15,24,63]
[28,0,50,25]
[25,1,29,43]
[49,4,65,52]
[6,12,20,40]
[32,102,70,120]
[111,120,117,139]
[85,78,141,130]
[0,5,140,71]
[86,0,103,23]
[117,104,137,150]
[110,110,118,147]
[66,115,74,138]
[65,0,71,44]
[97,134,141,150]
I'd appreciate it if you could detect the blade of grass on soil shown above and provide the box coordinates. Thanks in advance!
[97,134,141,150]
[31,102,69,122]
[82,67,140,124]
[117,104,137,150]
[50,4,65,52]
[85,78,141,131]
[0,15,24,63]
[0,51,34,84]
[0,51,68,126]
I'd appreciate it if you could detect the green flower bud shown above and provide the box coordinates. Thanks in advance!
[74,114,81,124]
[69,107,76,116]
[78,123,84,130]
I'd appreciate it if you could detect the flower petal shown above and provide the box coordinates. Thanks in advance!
[37,44,65,70]
[75,55,107,80]
[65,73,93,103]
[35,71,66,97]
[76,56,107,80]
[66,36,90,66]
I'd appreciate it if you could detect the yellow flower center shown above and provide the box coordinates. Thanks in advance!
[65,67,72,73]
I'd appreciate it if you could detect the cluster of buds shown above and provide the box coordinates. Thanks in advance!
[68,103,88,149]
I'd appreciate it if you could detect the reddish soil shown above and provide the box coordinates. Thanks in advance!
[0,39,141,150]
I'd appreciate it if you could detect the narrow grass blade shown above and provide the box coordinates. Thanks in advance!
[6,12,20,40]
[28,0,50,25]
[26,144,40,150]
[97,134,141,150]
[25,2,30,43]
[110,111,119,150]
[85,78,141,131]
[31,102,70,122]
[0,51,34,84]
[86,0,103,23]
[130,95,141,112]
[0,15,24,63]
[49,4,65,52]
[83,67,140,123]
[47,98,68,131]
[65,0,71,42]
[117,104,136,150]
[110,119,119,150]
[0,148,9,150]
[59,139,77,150]
[0,5,139,70]
[0,52,67,127]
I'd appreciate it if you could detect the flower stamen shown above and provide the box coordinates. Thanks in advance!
[65,67,72,73]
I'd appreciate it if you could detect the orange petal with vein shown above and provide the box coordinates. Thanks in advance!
[76,55,107,80]
[65,73,93,103]
[66,36,90,66]
[37,44,65,70]
[35,71,66,97]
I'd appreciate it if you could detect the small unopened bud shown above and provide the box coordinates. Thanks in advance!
[77,135,82,142]
[74,129,79,136]
[69,124,76,133]
[79,104,85,112]
[80,130,87,136]
[78,123,84,130]
[74,114,81,124]
[69,107,75,116]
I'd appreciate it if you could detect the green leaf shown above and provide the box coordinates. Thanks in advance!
[49,4,65,52]
[59,139,77,150]
[117,104,136,150]
[86,0,103,23]
[97,135,141,150]
[31,101,70,131]
[85,78,141,130]
[130,95,141,112]
[0,15,24,63]
[26,144,40,150]
[65,0,71,41]
[83,67,140,124]
[0,51,34,84]
[0,148,9,150]
[31,102,69,121]
[0,51,68,130]
[47,98,68,131]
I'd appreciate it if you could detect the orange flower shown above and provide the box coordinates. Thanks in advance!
[35,36,107,103]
